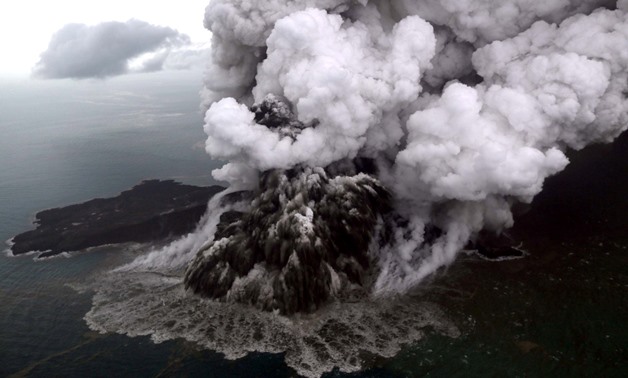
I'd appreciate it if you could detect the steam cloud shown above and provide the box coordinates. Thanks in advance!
[193,0,628,299]
[33,19,194,79]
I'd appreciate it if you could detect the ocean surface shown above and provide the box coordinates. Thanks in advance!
[1,72,626,377]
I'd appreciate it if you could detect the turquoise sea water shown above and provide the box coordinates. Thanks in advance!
[1,72,626,377]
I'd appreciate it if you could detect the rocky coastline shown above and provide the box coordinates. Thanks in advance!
[9,180,224,258]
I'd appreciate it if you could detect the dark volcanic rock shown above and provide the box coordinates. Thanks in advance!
[10,180,224,258]
[250,94,316,139]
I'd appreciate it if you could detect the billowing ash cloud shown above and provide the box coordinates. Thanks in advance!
[185,163,390,314]
[185,0,628,308]
[33,19,192,79]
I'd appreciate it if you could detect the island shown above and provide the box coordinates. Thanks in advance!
[9,180,224,258]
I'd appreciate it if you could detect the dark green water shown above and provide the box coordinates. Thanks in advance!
[1,73,626,377]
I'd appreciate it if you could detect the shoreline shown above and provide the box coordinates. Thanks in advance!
[8,180,225,259]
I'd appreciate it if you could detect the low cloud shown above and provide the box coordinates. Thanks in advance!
[33,19,192,79]
[136,45,210,73]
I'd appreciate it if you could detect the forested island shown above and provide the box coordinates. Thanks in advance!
[9,180,224,258]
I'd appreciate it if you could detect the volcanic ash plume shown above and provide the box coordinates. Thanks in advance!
[186,0,628,311]
[185,161,390,314]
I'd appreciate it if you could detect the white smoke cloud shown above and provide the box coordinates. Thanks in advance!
[204,9,435,171]
[390,0,615,44]
[199,0,627,293]
[200,0,355,106]
[382,6,628,291]
[33,19,193,79]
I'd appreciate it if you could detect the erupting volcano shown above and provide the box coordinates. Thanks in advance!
[84,1,627,376]
[182,0,628,311]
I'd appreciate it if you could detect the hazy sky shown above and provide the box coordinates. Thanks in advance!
[0,1,210,76]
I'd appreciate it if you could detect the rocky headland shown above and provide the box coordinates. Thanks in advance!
[10,180,224,258]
